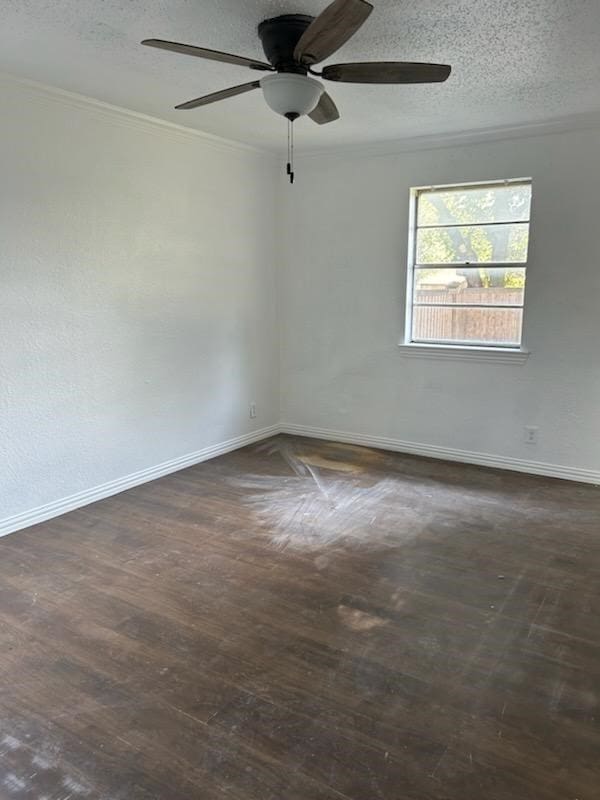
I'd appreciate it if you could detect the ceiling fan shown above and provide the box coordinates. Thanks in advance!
[142,0,451,181]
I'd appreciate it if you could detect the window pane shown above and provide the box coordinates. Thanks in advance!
[416,223,529,265]
[417,183,531,226]
[414,268,525,306]
[412,306,523,346]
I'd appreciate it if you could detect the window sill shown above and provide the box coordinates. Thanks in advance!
[398,343,530,365]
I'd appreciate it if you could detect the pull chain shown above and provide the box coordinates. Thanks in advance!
[289,118,293,183]
[286,118,291,177]
[286,117,295,184]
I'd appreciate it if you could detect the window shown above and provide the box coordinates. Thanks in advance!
[405,179,532,350]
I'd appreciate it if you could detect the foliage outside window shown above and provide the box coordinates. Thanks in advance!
[406,179,532,348]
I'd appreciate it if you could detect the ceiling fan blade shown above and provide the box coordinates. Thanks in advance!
[309,92,340,125]
[322,61,451,83]
[175,81,261,110]
[294,0,373,66]
[141,39,273,71]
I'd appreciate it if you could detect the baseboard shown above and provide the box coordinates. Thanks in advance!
[3,421,597,538]
[280,423,600,485]
[0,425,280,538]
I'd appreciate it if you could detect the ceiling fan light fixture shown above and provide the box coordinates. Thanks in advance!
[260,73,323,118]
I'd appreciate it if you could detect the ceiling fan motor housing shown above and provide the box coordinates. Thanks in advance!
[257,14,314,73]
[257,14,323,119]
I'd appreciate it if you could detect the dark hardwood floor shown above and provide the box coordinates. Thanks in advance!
[1,434,599,799]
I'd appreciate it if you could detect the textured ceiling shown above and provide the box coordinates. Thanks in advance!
[2,1,600,152]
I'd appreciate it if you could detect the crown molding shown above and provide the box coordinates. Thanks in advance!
[0,71,276,160]
[4,71,599,162]
[296,111,600,161]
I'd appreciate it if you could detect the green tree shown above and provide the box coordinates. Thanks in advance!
[417,185,530,288]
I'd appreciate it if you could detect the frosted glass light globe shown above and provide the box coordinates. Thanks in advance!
[261,73,323,118]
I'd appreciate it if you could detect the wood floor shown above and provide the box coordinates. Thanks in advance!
[1,435,599,800]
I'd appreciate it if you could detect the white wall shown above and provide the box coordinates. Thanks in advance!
[281,128,600,479]
[2,74,599,534]
[0,75,280,524]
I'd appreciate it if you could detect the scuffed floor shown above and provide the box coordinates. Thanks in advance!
[1,434,599,799]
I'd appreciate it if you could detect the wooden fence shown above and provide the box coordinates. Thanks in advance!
[413,287,523,344]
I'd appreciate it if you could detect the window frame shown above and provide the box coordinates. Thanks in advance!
[402,178,532,360]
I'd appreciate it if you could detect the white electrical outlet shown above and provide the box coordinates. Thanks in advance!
[249,402,257,419]
[524,426,539,445]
